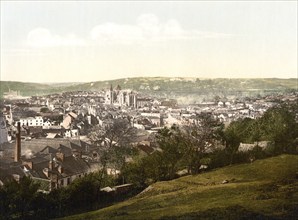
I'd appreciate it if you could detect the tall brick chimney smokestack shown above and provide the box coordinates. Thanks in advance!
[14,122,21,162]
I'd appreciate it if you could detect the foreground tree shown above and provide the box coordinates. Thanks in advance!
[88,118,138,183]
[224,118,257,164]
[144,113,224,179]
[0,176,40,220]
[224,103,298,158]
[258,104,298,153]
[180,113,224,173]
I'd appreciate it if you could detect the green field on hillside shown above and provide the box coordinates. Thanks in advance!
[59,154,298,220]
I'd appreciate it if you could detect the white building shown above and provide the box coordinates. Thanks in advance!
[105,85,138,108]
[16,116,44,127]
[0,114,8,144]
[64,129,79,138]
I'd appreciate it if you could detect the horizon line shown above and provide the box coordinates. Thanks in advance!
[1,76,298,84]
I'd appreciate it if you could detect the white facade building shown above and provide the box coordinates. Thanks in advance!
[16,116,44,127]
[0,114,8,144]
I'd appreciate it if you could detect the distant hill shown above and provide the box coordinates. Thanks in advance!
[0,81,61,98]
[60,154,298,220]
[0,81,84,99]
[1,78,297,103]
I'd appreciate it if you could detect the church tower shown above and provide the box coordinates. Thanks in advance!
[110,84,114,105]
[105,84,114,105]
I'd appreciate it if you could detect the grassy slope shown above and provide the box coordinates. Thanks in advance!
[60,154,298,220]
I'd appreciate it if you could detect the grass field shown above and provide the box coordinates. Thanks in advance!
[59,154,298,220]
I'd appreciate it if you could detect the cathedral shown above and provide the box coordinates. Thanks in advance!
[105,85,138,108]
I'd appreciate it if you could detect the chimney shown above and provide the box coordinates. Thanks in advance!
[14,122,21,162]
[58,165,63,174]
[23,161,33,169]
[43,168,49,178]
[49,153,53,170]
[73,150,82,159]
[56,151,65,162]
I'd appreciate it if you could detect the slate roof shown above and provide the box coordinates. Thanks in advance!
[0,138,96,186]
[0,166,26,183]
[0,138,92,158]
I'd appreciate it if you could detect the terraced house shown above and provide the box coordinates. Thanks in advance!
[0,130,100,191]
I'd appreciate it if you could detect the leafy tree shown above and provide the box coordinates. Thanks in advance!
[0,184,11,220]
[153,125,185,179]
[145,113,224,178]
[45,187,70,218]
[88,118,137,179]
[224,103,298,160]
[89,118,137,148]
[123,156,156,187]
[0,176,40,220]
[258,105,298,153]
[224,118,260,164]
[224,120,245,164]
[40,107,50,113]
[67,172,104,211]
[180,113,224,173]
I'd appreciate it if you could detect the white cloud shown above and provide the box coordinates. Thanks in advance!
[163,19,186,38]
[90,23,143,44]
[90,13,232,44]
[27,14,232,47]
[137,14,161,39]
[27,28,86,47]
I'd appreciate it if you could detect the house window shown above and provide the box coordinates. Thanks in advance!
[67,177,71,185]
[60,179,63,186]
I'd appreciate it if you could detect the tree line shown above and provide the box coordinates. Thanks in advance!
[123,102,298,188]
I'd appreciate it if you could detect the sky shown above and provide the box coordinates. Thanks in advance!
[0,1,297,83]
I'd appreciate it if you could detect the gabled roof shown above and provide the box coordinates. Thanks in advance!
[40,146,58,154]
[57,145,72,157]
[0,138,96,184]
[61,156,90,176]
[0,138,92,161]
[68,112,78,119]
[0,166,26,183]
[46,133,60,138]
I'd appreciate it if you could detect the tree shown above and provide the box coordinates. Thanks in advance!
[40,107,50,113]
[88,118,138,184]
[181,113,224,173]
[153,125,185,179]
[224,118,256,164]
[258,105,298,153]
[122,157,152,188]
[150,113,224,176]
[122,125,188,186]
[67,172,111,211]
[224,103,298,160]
[89,118,136,148]
[0,176,40,220]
